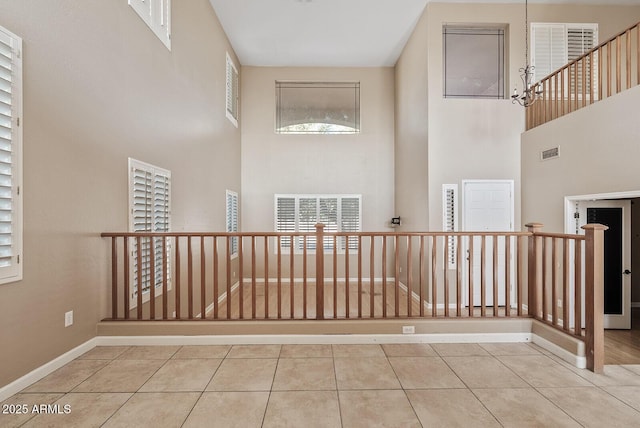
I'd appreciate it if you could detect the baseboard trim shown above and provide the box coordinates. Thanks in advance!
[533,334,587,369]
[0,338,98,402]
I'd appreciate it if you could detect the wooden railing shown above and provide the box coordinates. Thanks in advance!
[101,222,607,372]
[527,21,640,130]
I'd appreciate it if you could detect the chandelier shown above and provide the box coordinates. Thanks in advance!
[511,0,542,107]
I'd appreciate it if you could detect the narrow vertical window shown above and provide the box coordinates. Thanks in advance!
[226,190,239,257]
[226,53,239,127]
[129,158,171,302]
[0,25,22,285]
[443,184,458,269]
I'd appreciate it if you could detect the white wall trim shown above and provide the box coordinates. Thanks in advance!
[0,338,97,402]
[533,334,587,369]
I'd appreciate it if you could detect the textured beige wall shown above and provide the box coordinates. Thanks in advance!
[0,0,240,386]
[241,67,395,233]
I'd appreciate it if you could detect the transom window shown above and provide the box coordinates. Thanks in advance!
[275,82,360,134]
[275,194,361,252]
[443,25,506,99]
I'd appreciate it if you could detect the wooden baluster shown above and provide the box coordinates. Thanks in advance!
[607,44,612,98]
[563,239,570,331]
[561,68,565,117]
[493,235,498,316]
[163,237,168,319]
[200,237,205,319]
[394,235,400,317]
[111,237,118,319]
[303,236,308,319]
[370,236,375,318]
[136,236,143,320]
[626,29,631,89]
[574,239,583,337]
[227,236,232,319]
[431,236,437,317]
[150,236,156,320]
[616,35,622,94]
[315,224,325,320]
[517,235,523,317]
[345,235,350,319]
[637,25,639,87]
[552,238,558,326]
[333,235,337,319]
[599,46,604,100]
[420,235,425,317]
[188,236,193,319]
[239,236,244,320]
[407,235,413,318]
[213,237,219,319]
[589,52,594,104]
[468,236,474,317]
[541,237,547,323]
[480,235,486,317]
[175,236,181,320]
[505,235,511,317]
[554,74,558,119]
[583,224,607,374]
[264,236,269,319]
[251,236,256,319]
[582,58,587,108]
[382,235,387,318]
[277,236,282,319]
[456,235,462,317]
[358,235,363,318]
[289,235,294,319]
[444,235,449,317]
[573,62,579,111]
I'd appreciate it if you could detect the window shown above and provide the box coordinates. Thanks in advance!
[226,190,239,257]
[531,23,598,91]
[129,0,171,50]
[442,184,458,269]
[0,25,22,285]
[443,26,506,99]
[128,159,171,301]
[275,194,361,252]
[276,82,360,134]
[226,53,239,127]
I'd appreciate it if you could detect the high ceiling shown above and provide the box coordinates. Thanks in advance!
[208,0,640,67]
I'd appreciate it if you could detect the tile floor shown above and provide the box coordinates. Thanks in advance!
[2,342,640,427]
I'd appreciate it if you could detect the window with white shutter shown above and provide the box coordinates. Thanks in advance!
[128,158,171,303]
[226,53,239,127]
[0,25,22,285]
[226,190,239,257]
[531,23,598,96]
[129,0,171,50]
[274,195,361,253]
[442,184,458,269]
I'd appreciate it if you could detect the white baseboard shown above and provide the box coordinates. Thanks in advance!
[532,334,587,369]
[0,338,98,402]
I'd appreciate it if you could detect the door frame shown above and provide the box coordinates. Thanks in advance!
[565,191,636,329]
[461,179,515,307]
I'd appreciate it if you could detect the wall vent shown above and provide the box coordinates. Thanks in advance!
[541,147,560,161]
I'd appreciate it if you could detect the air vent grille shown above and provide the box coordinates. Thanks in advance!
[541,147,560,161]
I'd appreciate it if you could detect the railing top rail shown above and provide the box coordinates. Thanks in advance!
[535,231,586,240]
[535,20,639,87]
[101,231,535,238]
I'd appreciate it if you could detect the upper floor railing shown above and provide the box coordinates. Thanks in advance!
[527,21,639,130]
[102,222,607,372]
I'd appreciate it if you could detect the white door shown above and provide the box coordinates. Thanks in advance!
[463,181,514,307]
[576,200,631,329]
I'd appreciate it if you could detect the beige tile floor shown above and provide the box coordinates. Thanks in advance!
[2,343,640,427]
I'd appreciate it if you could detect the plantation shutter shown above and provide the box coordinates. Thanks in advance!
[340,197,361,250]
[531,24,567,83]
[276,196,296,250]
[129,160,171,296]
[442,185,458,268]
[226,54,239,125]
[226,190,238,255]
[0,26,21,281]
[298,198,317,250]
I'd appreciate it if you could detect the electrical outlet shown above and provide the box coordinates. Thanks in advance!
[402,325,415,334]
[64,311,73,327]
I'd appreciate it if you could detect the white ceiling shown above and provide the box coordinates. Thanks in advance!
[208,0,640,67]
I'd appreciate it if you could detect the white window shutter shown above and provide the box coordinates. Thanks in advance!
[0,26,21,283]
[226,53,239,127]
[443,184,458,269]
[129,0,171,50]
[340,197,361,250]
[276,196,296,250]
[226,190,239,256]
[531,24,567,83]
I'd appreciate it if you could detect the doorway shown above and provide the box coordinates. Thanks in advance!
[462,180,514,307]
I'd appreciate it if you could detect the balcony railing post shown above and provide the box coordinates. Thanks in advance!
[526,223,544,319]
[315,223,325,320]
[582,223,608,374]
